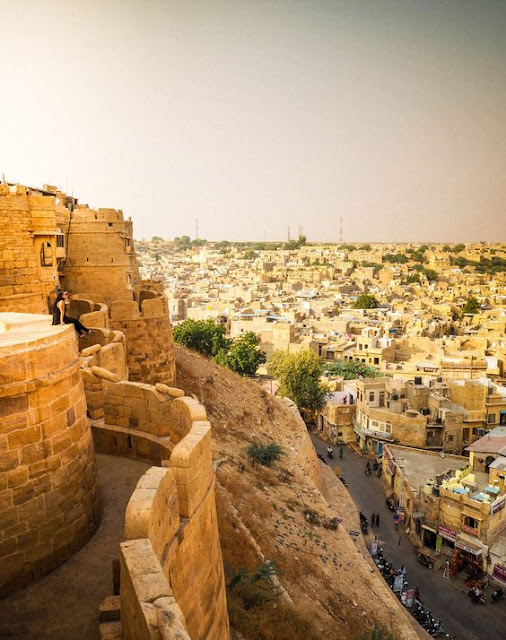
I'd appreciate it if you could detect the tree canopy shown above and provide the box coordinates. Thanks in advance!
[353,294,379,309]
[215,332,266,376]
[268,350,327,412]
[172,319,230,357]
[323,360,382,380]
[462,296,480,315]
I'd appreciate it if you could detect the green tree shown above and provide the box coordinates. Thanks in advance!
[174,235,192,249]
[422,268,438,282]
[383,253,408,264]
[462,296,480,315]
[152,235,163,243]
[406,273,420,284]
[360,244,372,251]
[268,350,327,411]
[454,243,466,253]
[172,319,230,357]
[215,332,266,376]
[323,360,381,380]
[353,294,379,309]
[242,249,259,260]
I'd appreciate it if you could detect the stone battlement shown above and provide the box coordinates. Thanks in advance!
[0,313,101,597]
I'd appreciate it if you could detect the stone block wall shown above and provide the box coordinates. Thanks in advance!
[0,185,59,314]
[80,330,129,419]
[110,293,176,387]
[62,206,140,307]
[0,313,101,596]
[91,380,206,464]
[121,429,229,640]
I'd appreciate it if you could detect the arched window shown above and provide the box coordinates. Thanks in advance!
[40,242,53,267]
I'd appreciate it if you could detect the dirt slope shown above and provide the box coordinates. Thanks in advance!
[175,346,425,640]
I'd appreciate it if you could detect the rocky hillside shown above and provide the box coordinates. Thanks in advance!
[175,346,425,640]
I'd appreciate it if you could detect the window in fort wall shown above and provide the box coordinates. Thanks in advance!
[40,241,53,266]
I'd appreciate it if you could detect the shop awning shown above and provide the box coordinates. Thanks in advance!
[422,524,437,533]
[455,539,482,555]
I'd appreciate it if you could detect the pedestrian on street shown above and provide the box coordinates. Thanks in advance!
[415,587,420,600]
[375,513,380,527]
[393,513,399,530]
[339,445,343,459]
[370,513,376,528]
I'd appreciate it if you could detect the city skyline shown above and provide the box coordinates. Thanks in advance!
[1,0,505,242]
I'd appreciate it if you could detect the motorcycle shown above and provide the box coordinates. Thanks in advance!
[317,453,328,464]
[327,448,334,459]
[468,588,485,605]
[385,496,395,511]
[417,552,434,570]
[491,588,504,603]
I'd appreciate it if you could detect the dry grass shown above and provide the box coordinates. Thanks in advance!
[175,346,422,640]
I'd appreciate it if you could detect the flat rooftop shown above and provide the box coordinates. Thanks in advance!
[387,445,467,489]
[0,312,66,348]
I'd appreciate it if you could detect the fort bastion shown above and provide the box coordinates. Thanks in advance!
[0,182,228,639]
[0,313,101,596]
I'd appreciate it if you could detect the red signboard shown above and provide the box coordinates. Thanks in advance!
[462,524,479,536]
[492,563,506,585]
[438,525,456,542]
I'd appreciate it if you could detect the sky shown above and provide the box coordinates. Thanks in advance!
[1,0,505,242]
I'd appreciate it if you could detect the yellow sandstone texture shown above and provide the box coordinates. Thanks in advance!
[0,182,226,639]
[0,313,101,596]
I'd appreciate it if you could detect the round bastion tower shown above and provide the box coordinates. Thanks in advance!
[0,313,101,596]
[63,206,176,386]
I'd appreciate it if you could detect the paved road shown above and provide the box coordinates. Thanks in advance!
[310,434,506,640]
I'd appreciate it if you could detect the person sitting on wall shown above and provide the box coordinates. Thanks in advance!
[52,290,90,337]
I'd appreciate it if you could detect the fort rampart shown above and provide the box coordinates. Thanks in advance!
[87,375,229,639]
[109,292,176,386]
[0,185,61,314]
[0,313,101,596]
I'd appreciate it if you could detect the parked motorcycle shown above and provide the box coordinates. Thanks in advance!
[468,588,485,605]
[317,453,328,464]
[491,588,504,603]
[417,552,434,570]
[385,496,395,511]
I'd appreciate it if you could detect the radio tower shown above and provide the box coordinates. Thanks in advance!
[195,218,199,240]
[287,225,291,242]
[298,224,303,239]
[340,216,343,244]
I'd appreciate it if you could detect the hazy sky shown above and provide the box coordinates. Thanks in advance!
[1,0,505,242]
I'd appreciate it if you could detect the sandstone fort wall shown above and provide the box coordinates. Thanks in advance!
[0,186,59,314]
[0,314,101,596]
[109,294,176,386]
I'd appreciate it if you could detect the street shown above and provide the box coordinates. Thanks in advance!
[310,434,506,640]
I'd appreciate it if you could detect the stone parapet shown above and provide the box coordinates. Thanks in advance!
[122,454,229,639]
[110,291,176,387]
[0,312,101,596]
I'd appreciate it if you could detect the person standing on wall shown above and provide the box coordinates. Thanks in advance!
[52,290,89,337]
